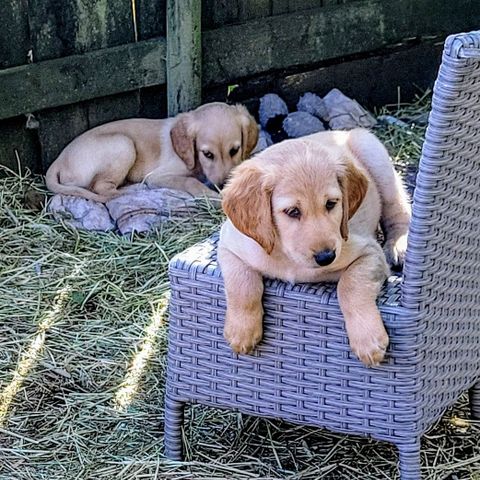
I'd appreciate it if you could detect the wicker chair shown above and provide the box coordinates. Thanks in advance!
[164,31,480,479]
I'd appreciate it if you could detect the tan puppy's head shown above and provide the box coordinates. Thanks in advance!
[222,139,368,268]
[170,102,258,188]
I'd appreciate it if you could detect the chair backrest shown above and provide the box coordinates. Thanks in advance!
[402,31,480,425]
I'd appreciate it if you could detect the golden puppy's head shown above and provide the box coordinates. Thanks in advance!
[170,102,258,187]
[222,139,368,268]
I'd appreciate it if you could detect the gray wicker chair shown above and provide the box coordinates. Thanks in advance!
[165,31,480,479]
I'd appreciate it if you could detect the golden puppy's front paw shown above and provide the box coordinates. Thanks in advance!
[384,233,408,270]
[349,327,389,367]
[224,310,263,354]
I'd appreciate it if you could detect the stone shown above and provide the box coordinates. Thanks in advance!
[297,92,328,120]
[258,93,289,131]
[48,195,115,231]
[106,184,217,235]
[323,88,377,130]
[253,128,273,153]
[282,111,325,138]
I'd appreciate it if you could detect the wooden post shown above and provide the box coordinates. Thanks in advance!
[167,0,202,116]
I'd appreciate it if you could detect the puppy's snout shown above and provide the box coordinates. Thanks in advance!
[314,249,336,266]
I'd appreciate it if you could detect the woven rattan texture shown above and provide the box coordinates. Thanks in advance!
[165,31,480,479]
[403,34,480,430]
[169,235,422,444]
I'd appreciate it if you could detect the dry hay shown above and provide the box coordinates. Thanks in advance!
[0,93,479,480]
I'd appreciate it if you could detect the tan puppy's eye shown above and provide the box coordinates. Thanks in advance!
[326,200,337,211]
[203,150,214,160]
[284,207,301,219]
[229,146,240,157]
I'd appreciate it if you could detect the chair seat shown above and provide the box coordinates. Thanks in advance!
[167,234,423,444]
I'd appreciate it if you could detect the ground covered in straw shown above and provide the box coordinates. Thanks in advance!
[1,93,479,480]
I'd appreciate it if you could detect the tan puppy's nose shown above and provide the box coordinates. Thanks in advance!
[314,249,336,266]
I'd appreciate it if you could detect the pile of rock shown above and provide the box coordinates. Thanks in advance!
[255,88,377,152]
[48,184,216,234]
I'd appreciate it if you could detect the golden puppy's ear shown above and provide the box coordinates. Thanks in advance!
[222,161,275,253]
[339,162,369,240]
[236,105,259,159]
[170,113,196,170]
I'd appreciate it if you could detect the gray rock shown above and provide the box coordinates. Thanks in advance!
[282,111,325,138]
[253,128,273,153]
[258,93,289,128]
[106,184,217,235]
[297,92,328,120]
[323,88,377,130]
[48,195,115,231]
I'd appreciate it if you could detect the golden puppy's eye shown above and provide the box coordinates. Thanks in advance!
[203,150,214,160]
[229,146,240,157]
[326,200,337,211]
[284,207,301,219]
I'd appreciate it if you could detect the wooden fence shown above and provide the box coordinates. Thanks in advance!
[1,0,480,173]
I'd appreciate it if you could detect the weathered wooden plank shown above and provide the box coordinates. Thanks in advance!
[136,0,168,120]
[276,40,444,108]
[27,0,136,60]
[0,1,40,172]
[237,0,272,23]
[87,92,145,129]
[0,38,166,121]
[203,1,240,30]
[203,0,271,29]
[0,117,41,174]
[167,0,202,115]
[136,0,167,38]
[271,0,290,15]
[204,38,444,116]
[27,0,141,170]
[203,0,480,86]
[27,0,140,170]
[37,103,89,170]
[140,85,168,119]
[0,0,30,69]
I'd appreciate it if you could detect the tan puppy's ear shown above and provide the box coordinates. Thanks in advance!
[170,113,196,170]
[236,105,259,159]
[222,161,275,253]
[339,162,369,240]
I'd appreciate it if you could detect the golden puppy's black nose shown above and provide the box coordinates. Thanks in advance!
[314,249,336,266]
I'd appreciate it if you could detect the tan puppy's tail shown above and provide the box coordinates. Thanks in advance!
[45,161,109,203]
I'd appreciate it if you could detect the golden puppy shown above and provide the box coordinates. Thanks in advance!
[45,102,258,202]
[218,129,411,366]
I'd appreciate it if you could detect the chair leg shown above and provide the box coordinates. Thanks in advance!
[164,396,185,460]
[398,440,421,480]
[469,381,480,420]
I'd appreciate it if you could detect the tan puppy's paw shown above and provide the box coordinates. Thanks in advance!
[384,233,408,270]
[224,310,263,354]
[349,326,389,367]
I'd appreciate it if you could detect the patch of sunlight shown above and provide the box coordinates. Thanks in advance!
[113,294,169,412]
[0,283,72,426]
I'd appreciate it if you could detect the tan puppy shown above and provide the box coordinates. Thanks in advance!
[45,103,258,202]
[218,129,411,366]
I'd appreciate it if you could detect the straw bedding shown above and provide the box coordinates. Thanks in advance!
[0,93,479,479]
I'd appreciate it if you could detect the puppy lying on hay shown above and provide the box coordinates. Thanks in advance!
[45,102,258,202]
[218,128,411,366]
[45,102,258,233]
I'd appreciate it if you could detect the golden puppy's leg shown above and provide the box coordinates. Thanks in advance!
[218,246,264,354]
[337,243,390,366]
[348,129,411,268]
